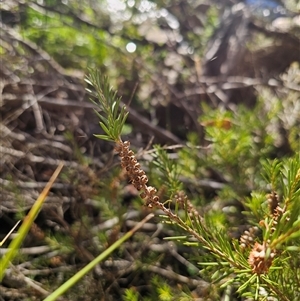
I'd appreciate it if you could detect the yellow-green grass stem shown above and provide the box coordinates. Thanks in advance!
[43,213,154,301]
[0,162,64,281]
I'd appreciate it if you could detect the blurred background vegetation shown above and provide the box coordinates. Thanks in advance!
[1,0,299,300]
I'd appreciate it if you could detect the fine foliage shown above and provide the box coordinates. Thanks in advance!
[1,1,299,300]
[88,70,300,301]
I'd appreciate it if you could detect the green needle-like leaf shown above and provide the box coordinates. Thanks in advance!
[99,122,111,137]
[86,70,129,142]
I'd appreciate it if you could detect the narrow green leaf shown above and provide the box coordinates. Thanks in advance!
[98,114,109,126]
[115,97,121,110]
[211,269,221,280]
[163,236,188,240]
[112,97,121,119]
[286,246,300,251]
[111,102,116,118]
[120,110,129,127]
[114,123,121,139]
[237,274,257,292]
[93,109,105,121]
[94,134,114,141]
[99,122,111,137]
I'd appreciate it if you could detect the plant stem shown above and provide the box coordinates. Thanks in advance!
[43,213,154,301]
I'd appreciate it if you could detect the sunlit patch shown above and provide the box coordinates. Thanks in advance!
[126,42,137,53]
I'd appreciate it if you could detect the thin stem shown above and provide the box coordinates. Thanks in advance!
[43,213,154,301]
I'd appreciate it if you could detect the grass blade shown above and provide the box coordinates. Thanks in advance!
[0,162,64,281]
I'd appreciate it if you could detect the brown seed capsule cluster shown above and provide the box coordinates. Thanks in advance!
[240,226,259,250]
[267,192,287,234]
[267,191,280,215]
[271,205,285,233]
[245,192,283,273]
[248,242,276,274]
[115,140,160,207]
[175,191,200,217]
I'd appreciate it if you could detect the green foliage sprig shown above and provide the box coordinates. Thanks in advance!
[85,69,128,142]
[88,70,300,301]
[151,145,183,196]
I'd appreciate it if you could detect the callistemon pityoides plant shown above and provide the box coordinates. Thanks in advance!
[86,70,300,300]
